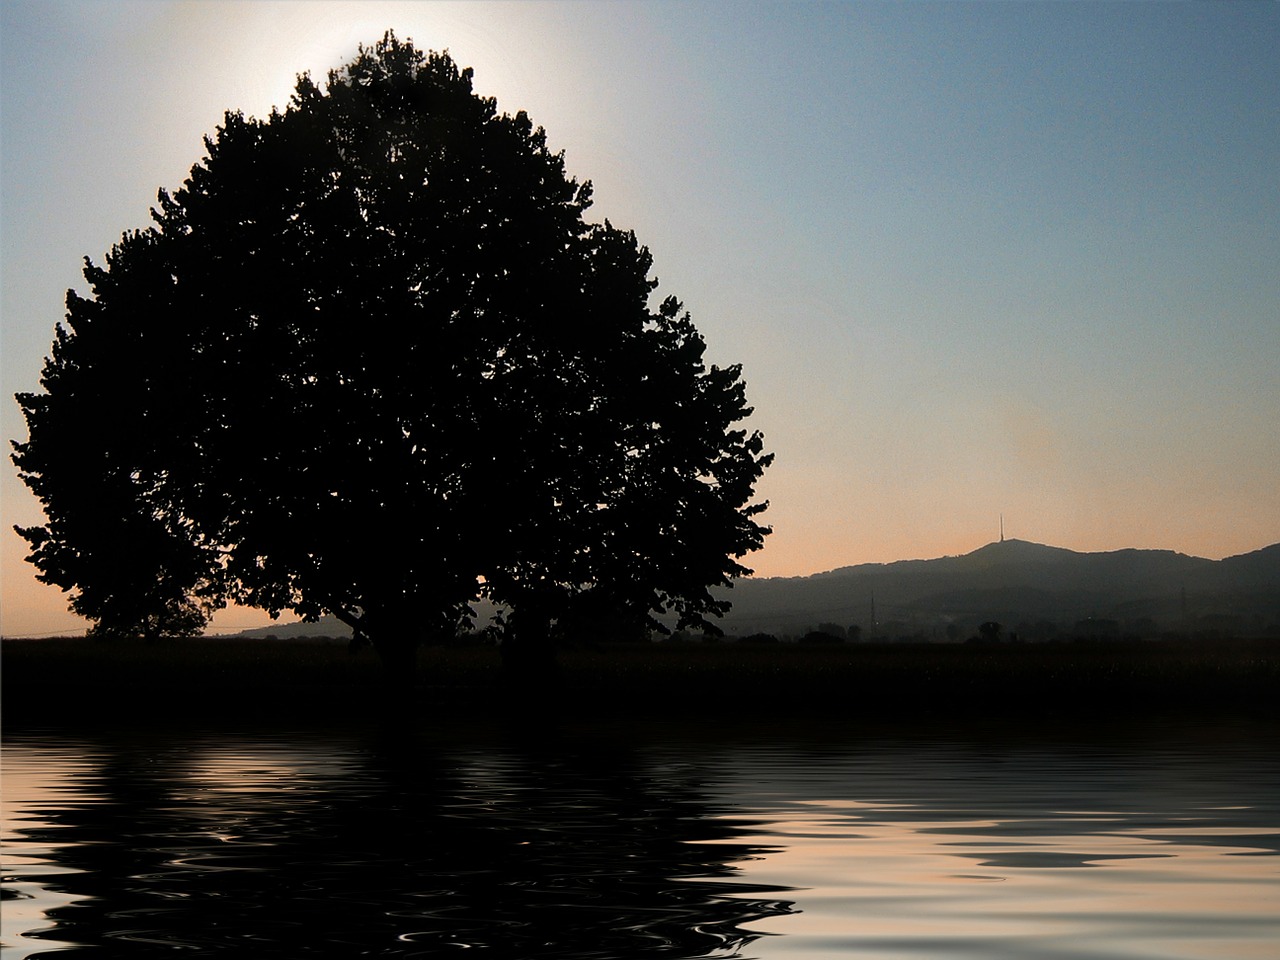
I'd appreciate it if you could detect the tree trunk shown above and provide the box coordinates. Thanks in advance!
[370,612,420,691]
[373,635,418,675]
[500,606,559,690]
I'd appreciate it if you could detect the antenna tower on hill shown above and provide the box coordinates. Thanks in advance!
[1000,514,1004,542]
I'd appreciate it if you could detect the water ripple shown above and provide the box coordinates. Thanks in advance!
[3,718,1278,958]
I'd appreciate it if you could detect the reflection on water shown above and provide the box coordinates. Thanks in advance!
[700,723,1280,960]
[3,718,1278,959]
[3,724,792,958]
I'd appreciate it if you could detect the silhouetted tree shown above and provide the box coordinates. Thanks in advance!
[11,34,772,675]
[13,478,220,641]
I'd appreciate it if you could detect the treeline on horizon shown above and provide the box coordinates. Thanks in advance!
[717,613,1280,646]
[232,610,1279,646]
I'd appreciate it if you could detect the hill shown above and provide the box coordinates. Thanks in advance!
[233,540,1280,642]
[713,539,1280,639]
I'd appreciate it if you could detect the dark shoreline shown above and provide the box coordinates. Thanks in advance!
[5,635,1279,731]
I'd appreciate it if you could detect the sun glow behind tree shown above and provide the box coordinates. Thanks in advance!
[12,34,772,669]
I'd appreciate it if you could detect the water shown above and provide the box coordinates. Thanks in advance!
[3,718,1278,958]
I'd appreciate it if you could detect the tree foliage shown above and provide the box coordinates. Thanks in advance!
[12,34,772,664]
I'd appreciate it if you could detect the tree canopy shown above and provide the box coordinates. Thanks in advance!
[12,34,772,668]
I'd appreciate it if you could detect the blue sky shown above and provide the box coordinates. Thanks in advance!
[2,1,1277,636]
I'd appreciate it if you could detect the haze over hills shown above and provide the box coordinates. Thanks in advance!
[235,539,1280,642]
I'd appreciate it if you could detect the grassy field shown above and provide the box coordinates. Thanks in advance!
[4,635,1278,726]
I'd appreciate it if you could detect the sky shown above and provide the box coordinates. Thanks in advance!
[2,1,1277,637]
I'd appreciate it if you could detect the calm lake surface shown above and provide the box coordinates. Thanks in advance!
[3,716,1278,959]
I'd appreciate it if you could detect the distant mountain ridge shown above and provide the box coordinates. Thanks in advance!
[234,539,1280,640]
[714,539,1280,638]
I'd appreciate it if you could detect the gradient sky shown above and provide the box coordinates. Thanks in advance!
[3,1,1277,636]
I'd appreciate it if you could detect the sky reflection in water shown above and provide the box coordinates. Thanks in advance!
[3,719,1278,959]
[699,727,1280,959]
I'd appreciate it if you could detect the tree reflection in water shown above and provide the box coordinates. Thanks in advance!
[13,726,796,957]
